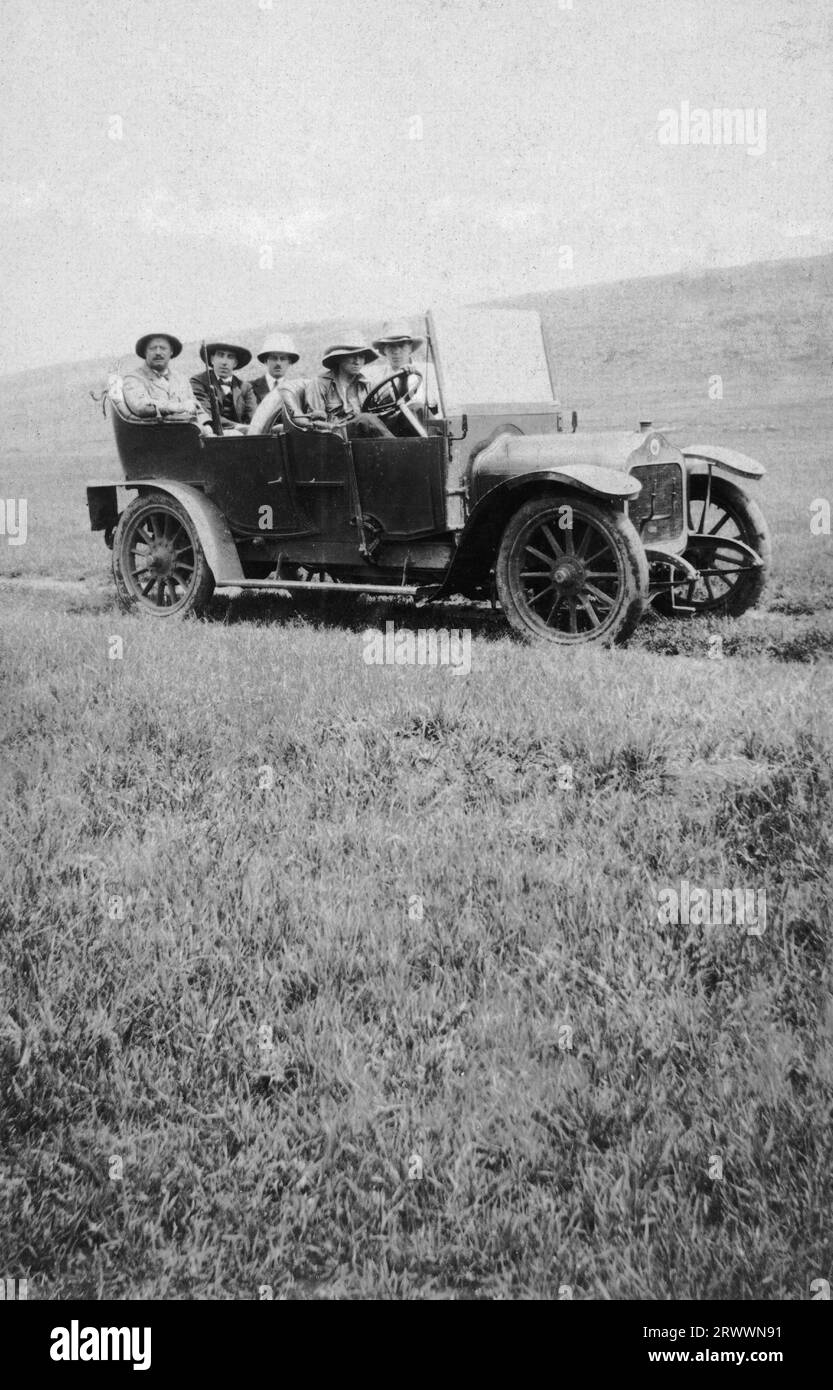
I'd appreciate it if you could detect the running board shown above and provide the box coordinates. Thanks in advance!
[216,578,422,596]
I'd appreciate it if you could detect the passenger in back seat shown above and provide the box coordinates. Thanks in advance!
[192,341,257,434]
[122,333,211,432]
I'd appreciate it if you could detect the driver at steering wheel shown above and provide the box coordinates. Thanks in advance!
[280,336,394,438]
[371,319,437,414]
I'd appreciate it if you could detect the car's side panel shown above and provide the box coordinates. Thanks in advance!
[113,410,204,481]
[113,412,317,539]
[351,436,447,535]
[278,426,450,541]
[201,433,315,538]
[281,426,355,543]
[681,445,765,479]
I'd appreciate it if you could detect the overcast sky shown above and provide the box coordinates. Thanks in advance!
[0,0,830,373]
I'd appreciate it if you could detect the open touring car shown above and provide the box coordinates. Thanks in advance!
[87,308,771,645]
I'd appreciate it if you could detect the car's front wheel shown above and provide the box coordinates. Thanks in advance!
[112,491,215,617]
[495,494,648,645]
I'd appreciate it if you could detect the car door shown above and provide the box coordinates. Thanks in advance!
[200,433,316,539]
[350,436,448,535]
[279,425,357,545]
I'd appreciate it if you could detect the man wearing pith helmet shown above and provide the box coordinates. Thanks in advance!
[252,332,300,404]
[281,333,394,438]
[122,333,209,428]
[191,341,257,433]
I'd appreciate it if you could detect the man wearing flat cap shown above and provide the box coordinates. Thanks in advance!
[123,333,209,428]
[251,332,300,404]
[281,334,394,438]
[191,341,257,434]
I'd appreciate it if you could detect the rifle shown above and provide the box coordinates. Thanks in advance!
[202,340,224,436]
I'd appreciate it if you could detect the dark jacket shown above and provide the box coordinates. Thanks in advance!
[251,373,285,404]
[191,371,257,429]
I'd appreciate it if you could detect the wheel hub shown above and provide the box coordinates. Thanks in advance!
[552,557,586,593]
[147,541,175,577]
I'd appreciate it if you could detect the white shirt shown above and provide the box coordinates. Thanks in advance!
[370,357,439,411]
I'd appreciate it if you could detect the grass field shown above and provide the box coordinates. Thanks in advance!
[1,260,832,1299]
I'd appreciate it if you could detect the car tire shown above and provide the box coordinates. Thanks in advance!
[495,494,648,645]
[655,475,770,617]
[112,491,215,618]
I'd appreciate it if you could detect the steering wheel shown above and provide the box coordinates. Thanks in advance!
[362,368,423,419]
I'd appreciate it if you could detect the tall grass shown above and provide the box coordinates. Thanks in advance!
[1,592,830,1297]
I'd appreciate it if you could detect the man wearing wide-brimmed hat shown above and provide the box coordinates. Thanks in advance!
[370,318,437,413]
[122,333,209,427]
[251,332,300,404]
[372,319,424,373]
[191,341,257,434]
[281,333,394,438]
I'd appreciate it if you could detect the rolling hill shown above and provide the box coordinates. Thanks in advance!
[1,252,830,464]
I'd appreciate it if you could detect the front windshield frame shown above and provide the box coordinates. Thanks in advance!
[425,307,558,414]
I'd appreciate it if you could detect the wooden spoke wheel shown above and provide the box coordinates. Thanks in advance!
[112,491,215,617]
[657,475,770,617]
[495,495,648,645]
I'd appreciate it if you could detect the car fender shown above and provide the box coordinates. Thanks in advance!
[681,444,765,480]
[524,462,640,499]
[473,463,642,507]
[425,467,642,603]
[121,479,244,583]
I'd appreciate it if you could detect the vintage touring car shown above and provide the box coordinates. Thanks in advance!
[88,308,771,645]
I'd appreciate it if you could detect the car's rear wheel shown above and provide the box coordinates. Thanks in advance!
[495,495,648,645]
[112,491,215,617]
[656,475,770,617]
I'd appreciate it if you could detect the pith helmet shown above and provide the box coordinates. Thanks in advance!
[257,333,300,364]
[372,318,424,352]
[321,334,378,370]
[135,332,183,359]
[199,341,253,369]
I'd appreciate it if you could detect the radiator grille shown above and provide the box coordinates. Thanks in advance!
[628,463,685,543]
